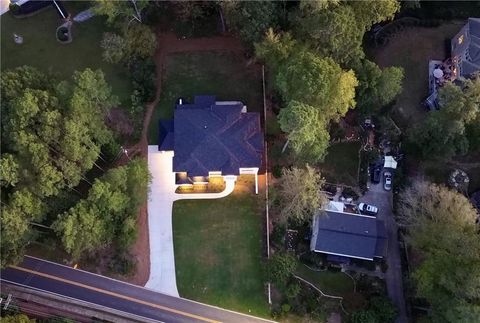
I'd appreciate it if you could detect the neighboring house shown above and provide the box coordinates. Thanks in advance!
[158,95,264,193]
[425,18,480,110]
[310,209,387,261]
[471,191,480,215]
[451,17,480,79]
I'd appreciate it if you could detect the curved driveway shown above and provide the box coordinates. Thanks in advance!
[145,146,235,296]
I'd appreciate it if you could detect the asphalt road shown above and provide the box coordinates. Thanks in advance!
[1,256,274,323]
[360,171,408,323]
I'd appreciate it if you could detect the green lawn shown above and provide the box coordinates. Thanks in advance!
[172,183,269,317]
[295,264,354,297]
[148,52,263,144]
[1,5,132,104]
[319,141,361,187]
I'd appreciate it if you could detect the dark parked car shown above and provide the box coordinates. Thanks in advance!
[358,203,379,216]
[371,166,381,183]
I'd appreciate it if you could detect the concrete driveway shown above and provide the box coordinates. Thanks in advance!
[145,146,235,297]
[359,169,408,323]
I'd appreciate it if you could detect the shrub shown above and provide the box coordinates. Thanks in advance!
[272,164,282,178]
[342,187,359,200]
[267,252,297,286]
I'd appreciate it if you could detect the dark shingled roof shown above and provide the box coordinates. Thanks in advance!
[159,96,263,176]
[452,18,480,78]
[311,210,387,260]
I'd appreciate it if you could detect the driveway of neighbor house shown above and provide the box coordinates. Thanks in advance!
[358,170,408,323]
[145,145,235,296]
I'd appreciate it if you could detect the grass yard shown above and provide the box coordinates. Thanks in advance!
[319,141,361,187]
[172,177,269,317]
[1,5,132,104]
[295,264,354,297]
[371,22,464,128]
[148,52,263,144]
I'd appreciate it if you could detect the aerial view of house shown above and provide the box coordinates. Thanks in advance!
[158,95,263,192]
[1,1,479,323]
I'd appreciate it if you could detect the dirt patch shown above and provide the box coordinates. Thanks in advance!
[126,203,150,285]
[106,107,134,136]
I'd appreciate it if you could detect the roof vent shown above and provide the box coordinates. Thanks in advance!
[204,125,208,129]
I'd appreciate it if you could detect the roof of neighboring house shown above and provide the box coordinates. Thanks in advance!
[452,18,480,78]
[471,191,480,212]
[311,210,387,261]
[159,96,263,176]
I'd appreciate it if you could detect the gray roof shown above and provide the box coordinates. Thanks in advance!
[159,96,263,176]
[311,210,387,260]
[452,18,480,78]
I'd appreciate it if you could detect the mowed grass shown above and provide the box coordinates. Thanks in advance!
[148,52,263,144]
[371,23,463,128]
[319,141,361,187]
[172,182,269,317]
[295,264,354,297]
[1,5,131,104]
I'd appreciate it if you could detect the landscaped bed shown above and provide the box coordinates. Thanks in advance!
[147,51,263,144]
[1,6,132,104]
[172,176,269,317]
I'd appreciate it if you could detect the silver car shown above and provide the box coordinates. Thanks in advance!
[384,172,392,191]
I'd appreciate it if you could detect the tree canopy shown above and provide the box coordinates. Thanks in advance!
[53,158,150,259]
[94,0,148,25]
[277,165,327,223]
[0,67,118,267]
[278,101,330,163]
[355,59,404,114]
[407,75,480,159]
[398,181,480,322]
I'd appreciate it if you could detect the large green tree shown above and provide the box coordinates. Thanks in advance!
[398,181,480,322]
[94,0,148,25]
[277,165,327,223]
[0,67,118,266]
[53,158,149,259]
[278,101,330,162]
[407,76,480,159]
[355,59,404,114]
[223,1,281,45]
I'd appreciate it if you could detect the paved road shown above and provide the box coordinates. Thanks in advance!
[146,146,236,295]
[359,170,408,323]
[1,256,273,323]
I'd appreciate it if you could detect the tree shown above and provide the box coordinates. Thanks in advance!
[0,153,19,187]
[406,111,468,160]
[348,0,400,31]
[94,0,149,25]
[53,159,149,259]
[397,181,480,322]
[223,1,280,45]
[397,181,478,228]
[369,296,398,322]
[101,32,127,64]
[299,0,340,12]
[275,50,358,122]
[278,101,330,162]
[277,165,327,223]
[53,201,109,259]
[1,314,35,323]
[124,23,157,60]
[254,29,297,74]
[1,189,45,267]
[267,252,297,286]
[293,4,365,66]
[355,59,404,114]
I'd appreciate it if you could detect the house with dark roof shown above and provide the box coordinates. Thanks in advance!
[451,18,480,78]
[425,18,480,110]
[310,210,387,261]
[158,95,264,193]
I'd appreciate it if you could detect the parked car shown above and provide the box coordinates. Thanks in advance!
[371,166,381,183]
[358,203,379,216]
[384,171,392,191]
